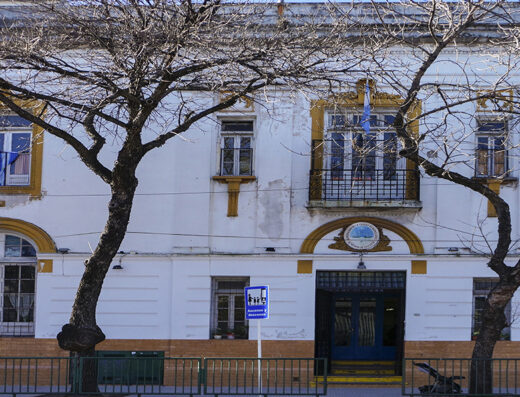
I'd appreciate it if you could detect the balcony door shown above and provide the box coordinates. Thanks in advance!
[323,113,407,201]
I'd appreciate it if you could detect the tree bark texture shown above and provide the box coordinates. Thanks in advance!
[470,281,518,394]
[57,144,141,392]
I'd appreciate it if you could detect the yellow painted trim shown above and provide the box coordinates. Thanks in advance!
[37,259,53,273]
[313,375,402,383]
[411,260,427,275]
[331,360,395,366]
[309,80,421,202]
[0,217,56,253]
[0,101,44,197]
[212,176,256,217]
[476,89,513,113]
[487,180,501,218]
[297,260,313,274]
[298,216,425,274]
[219,91,254,112]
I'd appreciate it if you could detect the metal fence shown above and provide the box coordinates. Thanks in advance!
[204,358,327,396]
[403,358,520,396]
[0,356,326,397]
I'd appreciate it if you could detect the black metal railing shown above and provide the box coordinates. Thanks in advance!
[309,168,420,202]
[0,356,326,397]
[309,138,420,203]
[403,358,520,396]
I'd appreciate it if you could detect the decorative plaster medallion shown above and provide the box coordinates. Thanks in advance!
[344,222,380,251]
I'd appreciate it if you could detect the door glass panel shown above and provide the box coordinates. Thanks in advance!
[334,298,352,346]
[383,297,399,346]
[358,298,376,346]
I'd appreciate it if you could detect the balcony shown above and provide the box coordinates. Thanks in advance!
[308,140,421,210]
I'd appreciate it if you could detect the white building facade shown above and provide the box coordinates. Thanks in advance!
[0,6,519,371]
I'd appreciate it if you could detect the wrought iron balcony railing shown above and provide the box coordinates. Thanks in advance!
[309,168,420,203]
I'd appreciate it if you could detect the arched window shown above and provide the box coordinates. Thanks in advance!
[0,234,36,336]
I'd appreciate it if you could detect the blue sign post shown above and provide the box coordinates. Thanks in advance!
[245,286,269,395]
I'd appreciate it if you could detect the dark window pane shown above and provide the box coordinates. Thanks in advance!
[235,295,244,308]
[0,115,32,127]
[383,133,397,180]
[11,133,31,152]
[222,162,234,176]
[217,280,246,290]
[4,266,19,279]
[3,294,17,309]
[330,115,346,128]
[223,149,234,163]
[21,242,36,257]
[20,280,35,293]
[217,295,229,309]
[235,309,245,322]
[3,308,17,322]
[478,121,505,132]
[20,266,35,279]
[331,132,345,178]
[334,298,352,347]
[222,121,253,132]
[5,235,20,247]
[384,115,395,126]
[5,236,22,257]
[477,137,488,150]
[17,295,34,322]
[240,137,251,149]
[5,245,21,257]
[383,297,399,346]
[4,280,19,293]
[239,151,251,175]
[358,299,376,346]
[223,137,234,149]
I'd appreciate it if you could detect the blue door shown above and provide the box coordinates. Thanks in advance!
[331,293,400,361]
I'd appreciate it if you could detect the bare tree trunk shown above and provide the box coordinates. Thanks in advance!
[57,148,140,393]
[470,281,517,394]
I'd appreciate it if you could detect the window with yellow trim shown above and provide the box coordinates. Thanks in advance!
[0,112,42,196]
[475,119,509,178]
[0,234,36,337]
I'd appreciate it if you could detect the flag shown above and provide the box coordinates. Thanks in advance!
[0,152,19,186]
[360,80,371,135]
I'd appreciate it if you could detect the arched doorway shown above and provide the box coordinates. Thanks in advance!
[300,217,424,374]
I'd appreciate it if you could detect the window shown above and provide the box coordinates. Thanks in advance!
[476,120,508,178]
[0,114,32,187]
[472,278,510,340]
[327,112,400,181]
[211,277,249,339]
[219,121,253,176]
[0,234,36,337]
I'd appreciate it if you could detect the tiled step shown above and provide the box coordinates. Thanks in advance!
[332,368,395,375]
[332,360,395,366]
[319,360,401,385]
[311,375,402,387]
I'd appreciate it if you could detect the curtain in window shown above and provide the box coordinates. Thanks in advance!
[12,153,30,175]
[0,152,19,186]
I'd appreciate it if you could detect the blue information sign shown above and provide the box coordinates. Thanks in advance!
[245,286,269,320]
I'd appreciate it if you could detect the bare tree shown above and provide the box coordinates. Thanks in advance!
[0,0,359,391]
[330,1,520,393]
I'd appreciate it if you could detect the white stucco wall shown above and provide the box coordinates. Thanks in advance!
[1,46,520,344]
